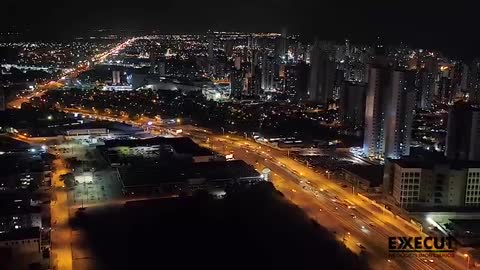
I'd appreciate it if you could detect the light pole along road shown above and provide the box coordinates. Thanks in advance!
[184,128,463,270]
[7,40,467,268]
[36,106,466,270]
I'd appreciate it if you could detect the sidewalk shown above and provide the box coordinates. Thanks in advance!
[50,158,73,270]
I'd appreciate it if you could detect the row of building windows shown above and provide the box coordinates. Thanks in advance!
[467,184,480,191]
[466,190,480,196]
[468,172,480,177]
[402,172,420,177]
[468,179,480,184]
[401,179,420,184]
[400,185,419,190]
[400,191,419,197]
[2,239,39,246]
[466,197,480,203]
[400,197,417,202]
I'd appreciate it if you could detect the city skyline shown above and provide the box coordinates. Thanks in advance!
[2,2,480,270]
[1,1,479,60]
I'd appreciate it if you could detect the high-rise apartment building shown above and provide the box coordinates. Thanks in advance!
[363,67,415,159]
[112,70,121,85]
[0,86,5,111]
[416,57,438,110]
[469,59,480,104]
[207,35,214,61]
[308,43,335,103]
[445,101,480,161]
[294,61,309,101]
[230,65,244,99]
[283,64,296,98]
[339,81,366,129]
[261,53,275,91]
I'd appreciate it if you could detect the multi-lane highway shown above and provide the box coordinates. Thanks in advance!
[36,105,470,270]
[6,38,140,270]
[7,37,138,110]
[5,34,470,269]
[183,128,468,270]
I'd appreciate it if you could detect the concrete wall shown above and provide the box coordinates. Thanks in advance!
[358,193,422,232]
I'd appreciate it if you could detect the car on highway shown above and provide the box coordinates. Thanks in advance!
[356,243,366,250]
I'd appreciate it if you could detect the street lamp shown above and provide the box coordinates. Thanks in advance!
[384,259,392,270]
[464,254,470,270]
[343,232,350,242]
[221,127,225,136]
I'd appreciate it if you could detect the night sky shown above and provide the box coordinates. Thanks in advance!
[2,0,477,59]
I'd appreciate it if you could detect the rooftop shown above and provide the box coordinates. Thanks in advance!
[388,149,480,169]
[0,136,30,152]
[389,157,480,170]
[119,160,260,187]
[343,165,383,187]
[0,227,40,242]
[104,137,213,156]
[66,121,142,135]
[449,219,480,234]
[0,205,41,217]
[0,153,46,175]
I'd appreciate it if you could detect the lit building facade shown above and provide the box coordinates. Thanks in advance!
[230,68,244,99]
[261,53,275,91]
[112,70,121,85]
[385,158,480,209]
[363,67,415,159]
[392,166,421,208]
[465,169,480,206]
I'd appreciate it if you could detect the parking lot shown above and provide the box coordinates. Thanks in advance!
[51,140,122,207]
[71,169,122,207]
[293,150,365,173]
